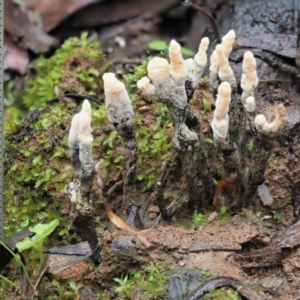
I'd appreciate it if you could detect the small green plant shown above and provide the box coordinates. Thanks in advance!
[219,205,228,217]
[217,206,233,226]
[192,212,208,226]
[50,279,84,299]
[246,140,254,151]
[283,197,292,206]
[195,266,211,280]
[201,98,212,114]
[271,210,282,222]
[0,219,59,298]
[16,219,59,262]
[113,263,168,299]
[114,275,134,299]
[68,281,84,294]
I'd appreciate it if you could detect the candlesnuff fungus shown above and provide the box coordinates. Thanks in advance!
[185,37,209,89]
[211,82,232,143]
[67,100,101,265]
[137,39,199,150]
[67,99,95,212]
[241,51,258,108]
[254,104,286,133]
[209,30,236,89]
[138,38,213,210]
[103,72,135,144]
[244,96,256,113]
[222,30,236,57]
[216,45,236,88]
[103,72,139,213]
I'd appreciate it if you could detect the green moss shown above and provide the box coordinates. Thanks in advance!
[114,262,168,300]
[23,32,108,110]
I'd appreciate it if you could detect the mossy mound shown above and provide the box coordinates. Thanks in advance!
[3,38,184,237]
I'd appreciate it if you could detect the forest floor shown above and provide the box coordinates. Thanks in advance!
[2,0,300,299]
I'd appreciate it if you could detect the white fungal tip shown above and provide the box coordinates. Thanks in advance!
[147,57,170,83]
[244,51,254,60]
[102,72,115,81]
[82,99,91,110]
[137,76,150,89]
[255,115,267,126]
[169,39,181,52]
[200,37,209,49]
[218,81,231,95]
[245,96,256,112]
[227,30,236,39]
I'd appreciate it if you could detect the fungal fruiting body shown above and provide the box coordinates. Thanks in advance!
[103,72,134,128]
[67,99,95,213]
[209,30,236,88]
[211,82,232,143]
[244,96,256,113]
[216,45,236,88]
[185,37,209,88]
[221,30,236,57]
[254,104,286,133]
[169,39,188,83]
[241,51,258,107]
[138,40,199,150]
[213,174,237,208]
[209,49,219,87]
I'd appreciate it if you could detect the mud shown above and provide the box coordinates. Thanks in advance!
[80,214,297,299]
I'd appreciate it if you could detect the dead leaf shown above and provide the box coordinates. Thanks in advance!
[4,33,29,74]
[24,0,102,32]
[4,0,58,53]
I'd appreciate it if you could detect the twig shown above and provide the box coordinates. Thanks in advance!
[26,257,49,300]
[106,180,123,197]
[48,92,104,105]
[102,197,153,249]
[186,1,221,43]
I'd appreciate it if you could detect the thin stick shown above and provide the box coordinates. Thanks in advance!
[102,197,153,249]
[188,1,221,43]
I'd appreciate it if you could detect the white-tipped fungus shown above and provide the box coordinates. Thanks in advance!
[209,49,219,86]
[186,37,209,88]
[137,39,199,150]
[244,96,256,113]
[216,45,236,87]
[137,76,156,96]
[241,51,258,104]
[221,30,236,57]
[67,100,95,212]
[169,39,188,84]
[103,72,134,125]
[147,57,171,84]
[255,104,286,133]
[78,100,93,145]
[69,113,80,148]
[139,40,188,112]
[211,82,232,143]
[209,30,236,88]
